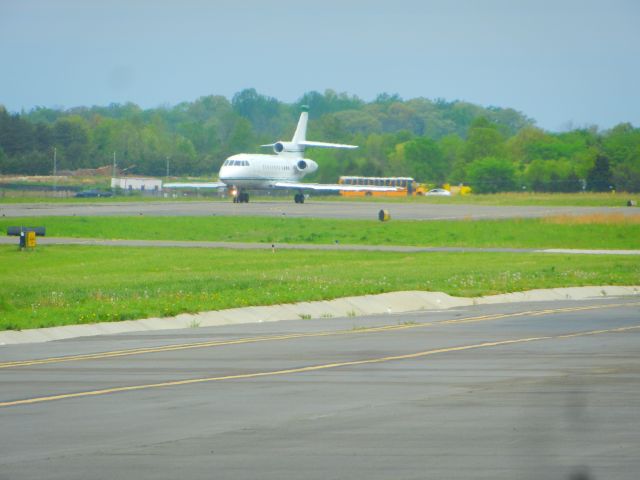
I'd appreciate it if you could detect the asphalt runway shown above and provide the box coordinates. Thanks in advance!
[2,199,639,220]
[1,298,639,479]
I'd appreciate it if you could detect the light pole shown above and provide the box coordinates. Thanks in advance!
[53,147,57,193]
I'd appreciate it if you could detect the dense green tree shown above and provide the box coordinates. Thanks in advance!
[438,134,465,183]
[602,123,640,192]
[0,145,6,172]
[612,162,640,192]
[225,118,255,156]
[467,157,517,193]
[232,88,284,136]
[0,107,34,156]
[295,89,364,118]
[525,159,582,192]
[1,91,639,192]
[52,117,90,169]
[586,154,613,191]
[403,137,448,183]
[463,118,506,163]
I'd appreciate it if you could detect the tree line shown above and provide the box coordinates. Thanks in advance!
[1,88,639,192]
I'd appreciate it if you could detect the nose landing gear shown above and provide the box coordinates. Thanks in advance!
[294,193,305,204]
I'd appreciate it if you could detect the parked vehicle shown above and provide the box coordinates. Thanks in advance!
[425,188,451,196]
[75,189,113,198]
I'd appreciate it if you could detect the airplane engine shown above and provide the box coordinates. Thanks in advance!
[273,142,295,153]
[295,159,318,174]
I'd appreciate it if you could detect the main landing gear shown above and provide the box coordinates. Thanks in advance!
[294,193,305,204]
[233,191,249,203]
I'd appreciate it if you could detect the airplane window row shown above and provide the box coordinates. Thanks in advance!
[223,160,250,167]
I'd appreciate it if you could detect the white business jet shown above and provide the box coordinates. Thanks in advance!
[165,107,399,203]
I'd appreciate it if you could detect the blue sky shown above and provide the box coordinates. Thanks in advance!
[1,0,638,131]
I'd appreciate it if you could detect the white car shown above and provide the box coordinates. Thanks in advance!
[425,188,451,196]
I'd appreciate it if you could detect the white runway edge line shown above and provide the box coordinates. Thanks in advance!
[538,248,640,255]
[0,286,638,346]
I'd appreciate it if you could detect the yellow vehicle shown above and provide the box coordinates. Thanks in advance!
[339,176,426,197]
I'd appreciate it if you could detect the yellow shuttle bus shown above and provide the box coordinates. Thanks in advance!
[338,176,425,197]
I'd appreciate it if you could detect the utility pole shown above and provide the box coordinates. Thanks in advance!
[53,147,57,193]
[166,156,170,179]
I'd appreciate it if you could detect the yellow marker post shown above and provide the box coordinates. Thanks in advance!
[26,231,37,248]
[378,209,390,222]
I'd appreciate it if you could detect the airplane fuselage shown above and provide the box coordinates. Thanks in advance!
[218,153,318,190]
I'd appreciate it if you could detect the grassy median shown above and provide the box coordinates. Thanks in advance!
[1,245,638,331]
[1,215,639,250]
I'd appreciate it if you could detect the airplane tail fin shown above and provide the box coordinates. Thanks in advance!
[261,106,358,154]
[291,106,309,144]
[292,106,357,150]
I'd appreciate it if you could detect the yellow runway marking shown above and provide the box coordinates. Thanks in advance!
[1,302,638,369]
[1,323,639,408]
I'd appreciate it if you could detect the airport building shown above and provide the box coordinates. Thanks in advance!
[110,177,162,192]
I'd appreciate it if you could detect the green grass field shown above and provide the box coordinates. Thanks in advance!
[1,245,638,331]
[1,215,639,250]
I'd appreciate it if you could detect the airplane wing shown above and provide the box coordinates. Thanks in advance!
[163,182,227,189]
[273,182,399,192]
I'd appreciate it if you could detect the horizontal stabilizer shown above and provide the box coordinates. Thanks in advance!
[299,141,358,150]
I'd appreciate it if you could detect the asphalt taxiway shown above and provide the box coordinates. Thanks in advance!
[1,298,639,479]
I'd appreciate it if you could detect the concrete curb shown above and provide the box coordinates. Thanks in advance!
[1,286,638,345]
